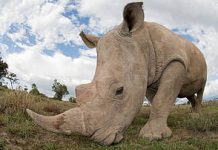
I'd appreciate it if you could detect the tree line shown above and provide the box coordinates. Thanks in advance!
[0,53,76,102]
[0,56,18,89]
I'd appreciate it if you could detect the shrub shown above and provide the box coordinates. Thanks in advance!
[43,103,61,114]
[184,113,218,132]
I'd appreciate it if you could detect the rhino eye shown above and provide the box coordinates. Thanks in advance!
[115,87,124,96]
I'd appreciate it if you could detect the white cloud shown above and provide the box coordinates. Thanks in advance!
[5,45,96,97]
[27,1,82,49]
[79,48,96,57]
[78,0,137,33]
[0,0,44,35]
[204,80,218,99]
[7,26,27,43]
[77,0,218,31]
[0,0,96,98]
[183,26,218,99]
[176,98,188,105]
[144,0,218,29]
[0,0,84,49]
[0,43,8,57]
[1,0,218,99]
[187,27,218,76]
[76,0,218,99]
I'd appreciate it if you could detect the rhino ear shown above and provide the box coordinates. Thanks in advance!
[121,2,144,35]
[79,31,100,48]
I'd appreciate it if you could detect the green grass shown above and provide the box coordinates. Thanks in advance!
[0,138,6,150]
[0,87,218,149]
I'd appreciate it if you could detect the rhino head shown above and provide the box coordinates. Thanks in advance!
[27,2,148,145]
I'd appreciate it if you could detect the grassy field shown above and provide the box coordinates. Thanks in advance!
[0,86,218,150]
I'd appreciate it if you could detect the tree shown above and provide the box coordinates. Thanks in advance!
[69,97,76,103]
[29,83,40,95]
[24,85,28,92]
[6,72,18,89]
[52,79,69,100]
[0,55,8,80]
[29,83,47,97]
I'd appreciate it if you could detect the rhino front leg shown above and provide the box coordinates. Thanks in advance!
[139,62,186,140]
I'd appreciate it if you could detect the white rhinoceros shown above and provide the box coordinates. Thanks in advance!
[27,2,207,145]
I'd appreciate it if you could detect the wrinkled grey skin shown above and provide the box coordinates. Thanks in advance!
[27,2,207,145]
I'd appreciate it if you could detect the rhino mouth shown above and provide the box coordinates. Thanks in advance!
[90,127,124,145]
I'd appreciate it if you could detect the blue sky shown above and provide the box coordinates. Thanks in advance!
[0,0,218,101]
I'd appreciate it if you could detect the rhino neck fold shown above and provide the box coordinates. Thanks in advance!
[145,23,157,86]
[130,23,156,86]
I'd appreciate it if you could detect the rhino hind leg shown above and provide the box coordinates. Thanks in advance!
[146,88,157,103]
[139,62,186,141]
[187,85,205,113]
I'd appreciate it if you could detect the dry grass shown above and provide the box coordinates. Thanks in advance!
[0,87,218,150]
[0,88,74,115]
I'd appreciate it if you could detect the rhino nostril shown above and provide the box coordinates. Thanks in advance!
[115,87,124,96]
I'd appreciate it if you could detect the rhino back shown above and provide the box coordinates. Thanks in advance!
[146,22,206,84]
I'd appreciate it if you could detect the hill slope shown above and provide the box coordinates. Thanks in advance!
[0,87,218,150]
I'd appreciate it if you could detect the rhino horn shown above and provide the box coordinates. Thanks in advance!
[26,108,86,135]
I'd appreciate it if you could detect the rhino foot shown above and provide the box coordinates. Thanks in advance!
[139,119,172,141]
